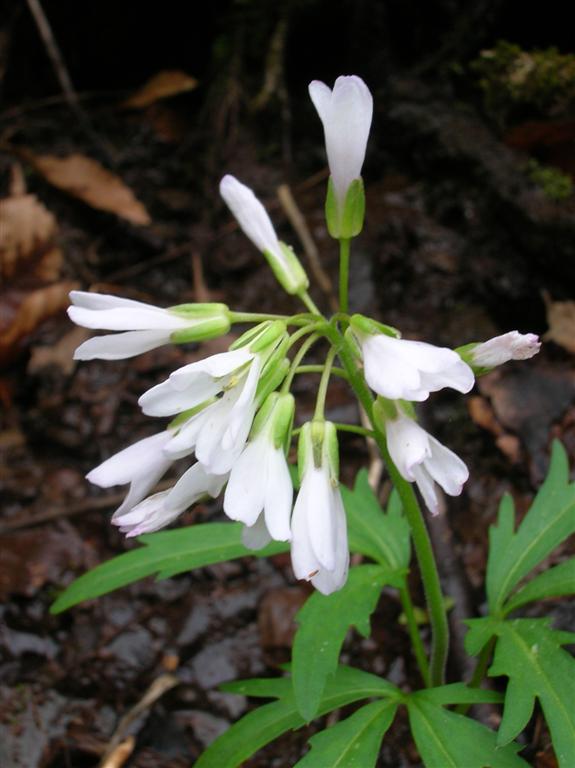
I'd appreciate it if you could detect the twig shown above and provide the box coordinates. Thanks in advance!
[24,0,114,161]
[99,675,179,766]
[192,250,211,302]
[99,737,135,768]
[276,183,337,311]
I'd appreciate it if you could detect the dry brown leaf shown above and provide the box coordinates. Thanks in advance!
[28,326,90,375]
[122,69,198,109]
[0,281,78,365]
[543,291,575,353]
[29,153,151,226]
[0,194,61,281]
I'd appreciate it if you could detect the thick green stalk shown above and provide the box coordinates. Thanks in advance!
[338,238,351,313]
[313,347,338,420]
[400,585,431,687]
[324,324,449,686]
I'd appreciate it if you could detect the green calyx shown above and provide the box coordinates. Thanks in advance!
[168,303,232,344]
[251,392,295,451]
[325,177,366,239]
[372,397,399,432]
[262,243,309,295]
[349,313,401,340]
[230,320,287,352]
[167,399,215,431]
[455,342,492,377]
[297,420,339,484]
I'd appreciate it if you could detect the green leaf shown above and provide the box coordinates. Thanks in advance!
[292,565,397,721]
[50,523,287,613]
[294,700,398,768]
[417,683,503,706]
[196,665,399,768]
[342,469,411,570]
[407,693,528,768]
[504,558,575,614]
[487,441,575,613]
[487,618,575,767]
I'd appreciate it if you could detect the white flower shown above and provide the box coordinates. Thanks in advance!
[219,175,308,294]
[309,75,373,209]
[469,331,541,368]
[290,422,349,595]
[356,329,474,402]
[113,463,227,537]
[223,393,294,542]
[68,291,230,360]
[386,412,469,515]
[86,430,178,518]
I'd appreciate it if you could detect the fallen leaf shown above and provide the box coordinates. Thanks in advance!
[27,326,90,375]
[467,395,503,436]
[122,69,198,109]
[0,193,61,281]
[0,281,79,365]
[29,153,151,226]
[543,290,575,353]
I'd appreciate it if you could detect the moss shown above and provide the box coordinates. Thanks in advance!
[525,159,573,201]
[472,41,575,127]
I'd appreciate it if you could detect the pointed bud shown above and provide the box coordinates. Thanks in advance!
[458,331,541,374]
[219,175,309,295]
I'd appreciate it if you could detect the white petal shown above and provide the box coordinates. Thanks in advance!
[472,331,541,367]
[223,437,267,526]
[168,348,254,390]
[112,458,172,518]
[113,490,178,536]
[311,489,349,594]
[308,80,333,122]
[411,464,440,516]
[303,467,337,572]
[73,330,171,360]
[68,306,190,331]
[425,436,469,497]
[166,462,227,512]
[363,336,423,400]
[419,359,474,395]
[386,416,431,481]
[139,378,220,416]
[69,291,159,311]
[163,410,210,458]
[219,175,282,257]
[86,431,171,487]
[242,514,272,550]
[290,485,320,581]
[263,448,293,541]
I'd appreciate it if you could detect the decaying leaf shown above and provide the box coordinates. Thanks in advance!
[0,281,78,365]
[0,194,61,281]
[28,153,151,226]
[122,69,198,109]
[28,326,90,375]
[543,291,575,354]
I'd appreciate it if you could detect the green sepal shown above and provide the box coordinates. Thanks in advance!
[350,314,401,340]
[325,177,366,239]
[230,320,286,353]
[255,358,289,404]
[323,420,339,481]
[455,342,492,377]
[372,397,398,431]
[261,243,309,295]
[168,302,230,318]
[297,422,313,482]
[170,315,231,344]
[250,392,295,452]
[343,327,362,359]
[167,399,215,430]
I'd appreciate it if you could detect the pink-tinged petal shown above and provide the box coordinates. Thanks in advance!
[73,330,171,360]
[472,331,541,367]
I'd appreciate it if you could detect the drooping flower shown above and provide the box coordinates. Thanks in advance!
[219,175,309,295]
[113,463,227,537]
[224,392,294,543]
[386,411,468,515]
[86,430,178,518]
[68,291,231,360]
[309,75,373,236]
[290,421,349,595]
[350,315,474,402]
[465,331,541,369]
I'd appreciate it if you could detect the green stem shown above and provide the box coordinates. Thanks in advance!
[293,364,348,379]
[338,238,351,314]
[455,637,496,714]
[299,291,322,316]
[230,311,310,326]
[313,347,337,420]
[323,323,449,687]
[282,333,321,394]
[400,585,431,687]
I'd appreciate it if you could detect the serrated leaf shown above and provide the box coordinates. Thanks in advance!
[504,558,575,614]
[292,565,395,721]
[294,700,398,768]
[342,469,410,570]
[487,441,575,613]
[196,665,399,768]
[487,618,575,767]
[407,694,528,768]
[50,523,287,613]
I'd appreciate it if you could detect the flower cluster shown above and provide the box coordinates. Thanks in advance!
[69,75,541,594]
